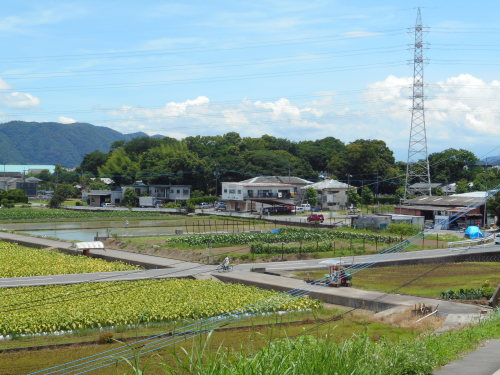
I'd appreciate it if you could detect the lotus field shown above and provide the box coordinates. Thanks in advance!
[168,228,401,247]
[0,242,139,277]
[0,279,320,336]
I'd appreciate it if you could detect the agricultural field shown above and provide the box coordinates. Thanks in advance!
[294,262,500,299]
[0,241,138,277]
[0,278,320,337]
[0,207,168,221]
[112,228,459,264]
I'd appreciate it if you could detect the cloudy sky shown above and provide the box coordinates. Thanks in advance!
[1,0,499,160]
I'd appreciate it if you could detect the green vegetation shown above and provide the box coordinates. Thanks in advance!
[160,311,500,375]
[167,228,401,248]
[0,279,320,336]
[295,262,500,299]
[0,241,138,277]
[0,207,167,221]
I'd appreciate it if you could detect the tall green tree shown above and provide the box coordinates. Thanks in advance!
[78,151,108,176]
[304,187,318,208]
[98,148,138,185]
[428,148,479,183]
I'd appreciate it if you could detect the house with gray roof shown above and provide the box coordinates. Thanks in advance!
[301,179,352,211]
[220,176,312,212]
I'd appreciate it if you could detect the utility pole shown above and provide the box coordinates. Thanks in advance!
[213,163,220,197]
[404,7,432,200]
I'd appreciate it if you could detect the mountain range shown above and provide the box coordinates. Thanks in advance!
[0,121,152,167]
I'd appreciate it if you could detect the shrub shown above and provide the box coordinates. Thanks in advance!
[385,223,421,236]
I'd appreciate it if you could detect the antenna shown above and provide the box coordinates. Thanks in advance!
[404,7,432,199]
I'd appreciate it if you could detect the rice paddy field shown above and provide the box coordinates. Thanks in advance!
[295,262,500,299]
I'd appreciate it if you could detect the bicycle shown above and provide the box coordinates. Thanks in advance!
[216,264,233,272]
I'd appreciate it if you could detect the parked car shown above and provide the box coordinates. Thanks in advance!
[262,205,292,215]
[292,206,305,213]
[495,233,500,245]
[199,202,211,209]
[102,203,114,207]
[307,213,324,223]
[215,202,227,211]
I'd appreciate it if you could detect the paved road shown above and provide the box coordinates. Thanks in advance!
[0,231,498,288]
[433,339,500,375]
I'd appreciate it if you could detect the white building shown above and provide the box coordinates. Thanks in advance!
[301,179,351,211]
[220,176,312,212]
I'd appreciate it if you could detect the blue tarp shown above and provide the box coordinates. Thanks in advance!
[270,228,281,233]
[464,226,483,239]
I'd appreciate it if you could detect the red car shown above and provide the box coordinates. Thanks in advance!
[307,213,324,223]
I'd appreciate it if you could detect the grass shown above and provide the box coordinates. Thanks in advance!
[157,311,500,375]
[0,308,421,374]
[295,262,500,299]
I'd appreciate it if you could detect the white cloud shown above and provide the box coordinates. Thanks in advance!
[0,78,10,90]
[58,116,76,124]
[0,76,41,109]
[0,92,40,109]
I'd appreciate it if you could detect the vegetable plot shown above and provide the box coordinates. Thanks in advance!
[168,228,401,247]
[0,242,139,277]
[0,279,320,336]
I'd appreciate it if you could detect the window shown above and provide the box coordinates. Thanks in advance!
[224,189,227,193]
[183,189,189,195]
[229,189,235,194]
[237,190,241,194]
[170,190,174,193]
[177,190,180,194]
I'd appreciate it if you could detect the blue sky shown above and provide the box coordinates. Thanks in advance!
[0,1,499,161]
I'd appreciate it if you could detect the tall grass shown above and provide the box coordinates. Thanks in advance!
[155,310,500,375]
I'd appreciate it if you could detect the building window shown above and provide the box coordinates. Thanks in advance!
[224,189,227,193]
[237,190,241,194]
[183,189,189,195]
[177,190,180,194]
[229,189,235,194]
[170,190,174,193]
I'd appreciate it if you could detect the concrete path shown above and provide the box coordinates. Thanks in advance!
[1,231,499,288]
[433,339,500,375]
[215,271,486,316]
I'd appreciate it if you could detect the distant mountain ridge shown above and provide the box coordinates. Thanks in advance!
[0,121,154,167]
[480,156,500,166]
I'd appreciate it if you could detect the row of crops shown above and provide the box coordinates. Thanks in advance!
[0,242,139,277]
[168,228,402,247]
[0,207,167,221]
[0,279,320,336]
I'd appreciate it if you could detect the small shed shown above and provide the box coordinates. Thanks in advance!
[75,241,104,256]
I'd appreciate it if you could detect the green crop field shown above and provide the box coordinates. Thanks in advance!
[0,241,139,277]
[0,279,320,337]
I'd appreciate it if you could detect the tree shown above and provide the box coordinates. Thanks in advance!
[487,194,500,226]
[455,179,471,194]
[4,189,28,203]
[304,187,318,208]
[88,180,109,190]
[79,151,108,176]
[98,148,138,185]
[360,187,374,205]
[327,139,397,194]
[121,188,138,207]
[347,188,361,206]
[428,148,479,183]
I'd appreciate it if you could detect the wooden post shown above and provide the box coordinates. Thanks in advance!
[436,233,439,248]
[375,237,378,251]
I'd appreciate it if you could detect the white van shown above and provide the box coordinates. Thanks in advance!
[300,203,311,211]
[293,206,305,213]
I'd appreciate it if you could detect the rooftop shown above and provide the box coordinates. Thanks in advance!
[301,179,350,190]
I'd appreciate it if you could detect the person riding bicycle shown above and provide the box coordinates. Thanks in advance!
[222,256,230,270]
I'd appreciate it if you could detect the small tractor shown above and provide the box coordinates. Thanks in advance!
[319,259,352,287]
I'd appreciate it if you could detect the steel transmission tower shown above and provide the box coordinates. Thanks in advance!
[404,8,431,200]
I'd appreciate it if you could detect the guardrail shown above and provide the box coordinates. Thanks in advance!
[447,234,494,248]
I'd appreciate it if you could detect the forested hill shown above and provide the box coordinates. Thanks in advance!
[0,121,149,167]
